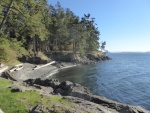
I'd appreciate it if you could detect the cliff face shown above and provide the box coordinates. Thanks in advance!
[47,52,111,64]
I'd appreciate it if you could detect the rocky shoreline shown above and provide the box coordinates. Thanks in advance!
[2,54,111,81]
[5,78,150,113]
[1,54,149,112]
[47,52,112,64]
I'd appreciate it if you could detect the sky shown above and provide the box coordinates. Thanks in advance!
[48,0,150,52]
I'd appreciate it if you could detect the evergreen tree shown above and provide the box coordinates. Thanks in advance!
[0,1,104,63]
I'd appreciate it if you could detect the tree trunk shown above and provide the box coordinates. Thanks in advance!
[0,0,14,31]
[33,36,36,55]
[73,41,75,53]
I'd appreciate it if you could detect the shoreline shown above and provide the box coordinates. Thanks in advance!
[44,63,78,79]
[0,62,150,112]
[3,62,79,81]
[0,76,149,113]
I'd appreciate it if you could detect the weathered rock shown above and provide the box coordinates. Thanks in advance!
[34,78,44,85]
[23,78,149,113]
[30,105,52,113]
[30,97,118,113]
[24,79,36,86]
[47,52,111,64]
[57,81,92,100]
[24,78,60,90]
[40,86,54,95]
[45,79,60,89]
[65,96,120,113]
[67,83,91,100]
[8,82,36,93]
[59,81,73,90]
[55,88,65,95]
[101,56,112,61]
[91,95,150,113]
[9,83,25,92]
[30,104,75,113]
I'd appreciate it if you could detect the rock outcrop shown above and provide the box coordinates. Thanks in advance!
[47,52,111,64]
[23,78,150,113]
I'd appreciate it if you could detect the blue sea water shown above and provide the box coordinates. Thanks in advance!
[51,53,150,110]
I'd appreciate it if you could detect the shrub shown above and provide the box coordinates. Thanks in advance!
[0,45,16,63]
[0,38,27,63]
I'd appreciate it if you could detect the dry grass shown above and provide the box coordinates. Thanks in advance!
[38,51,50,61]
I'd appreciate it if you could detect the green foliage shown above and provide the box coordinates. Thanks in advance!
[0,78,12,86]
[0,38,27,63]
[0,88,40,113]
[90,51,104,57]
[9,39,27,57]
[0,78,41,113]
[0,0,105,63]
[0,44,17,62]
[101,41,106,51]
[0,78,76,113]
[41,96,76,112]
[0,88,26,113]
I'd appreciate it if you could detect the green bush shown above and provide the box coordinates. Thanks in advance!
[0,38,27,63]
[0,45,16,63]
[9,39,27,57]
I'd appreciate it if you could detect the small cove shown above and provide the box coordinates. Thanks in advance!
[50,53,150,110]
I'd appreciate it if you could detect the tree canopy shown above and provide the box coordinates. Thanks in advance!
[0,0,106,63]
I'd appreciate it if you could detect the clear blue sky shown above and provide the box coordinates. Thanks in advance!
[48,0,150,52]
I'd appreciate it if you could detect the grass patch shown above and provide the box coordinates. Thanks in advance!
[42,95,70,107]
[0,88,41,113]
[0,78,76,113]
[0,78,12,86]
[5,59,22,66]
[0,78,41,113]
[38,51,50,61]
[42,95,76,112]
[0,88,28,113]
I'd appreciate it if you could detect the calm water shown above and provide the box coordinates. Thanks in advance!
[51,53,150,110]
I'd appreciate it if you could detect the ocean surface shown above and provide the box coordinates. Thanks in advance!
[51,53,150,110]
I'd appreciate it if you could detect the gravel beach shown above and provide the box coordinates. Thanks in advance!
[7,62,77,81]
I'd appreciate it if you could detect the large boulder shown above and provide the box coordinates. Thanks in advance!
[40,86,54,95]
[56,81,92,100]
[101,56,112,61]
[44,79,60,89]
[24,78,60,89]
[23,79,36,86]
[67,83,92,100]
[59,81,73,90]
[9,83,25,92]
